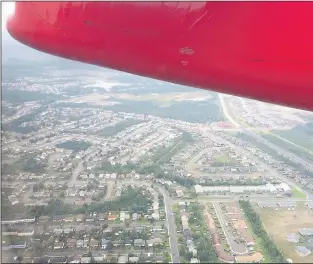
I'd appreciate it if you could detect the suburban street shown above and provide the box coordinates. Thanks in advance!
[120,180,180,263]
[213,202,248,255]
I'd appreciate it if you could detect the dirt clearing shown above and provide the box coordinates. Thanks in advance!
[256,204,313,263]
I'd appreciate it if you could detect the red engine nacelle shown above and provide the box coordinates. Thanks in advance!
[6,1,313,111]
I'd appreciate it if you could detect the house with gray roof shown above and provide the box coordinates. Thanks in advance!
[295,246,311,257]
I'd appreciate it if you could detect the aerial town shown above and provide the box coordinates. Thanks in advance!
[2,51,313,264]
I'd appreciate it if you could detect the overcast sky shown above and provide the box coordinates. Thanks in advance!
[1,2,57,62]
[2,2,15,30]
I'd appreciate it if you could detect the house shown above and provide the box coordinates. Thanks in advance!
[76,239,88,248]
[295,246,311,257]
[89,238,99,249]
[54,242,64,250]
[128,256,139,263]
[103,228,113,237]
[64,216,75,222]
[85,216,95,222]
[153,255,164,263]
[134,239,145,247]
[53,215,64,222]
[151,212,160,220]
[90,225,102,233]
[8,195,19,205]
[97,213,107,221]
[80,257,92,263]
[215,244,235,263]
[176,189,184,198]
[187,240,196,252]
[83,238,89,248]
[286,233,300,243]
[2,241,27,250]
[76,240,84,248]
[76,214,85,222]
[134,225,145,233]
[3,230,18,236]
[18,228,34,236]
[132,213,138,221]
[179,203,186,211]
[124,239,132,246]
[53,228,63,235]
[39,215,49,223]
[67,238,76,248]
[108,214,118,221]
[113,241,122,247]
[235,252,264,263]
[101,238,109,250]
[146,239,154,247]
[299,228,313,237]
[93,254,105,262]
[183,229,192,237]
[117,255,128,263]
[120,211,130,222]
[147,237,163,247]
[152,225,163,232]
[75,225,85,233]
[1,218,35,225]
[212,232,220,245]
[63,228,74,234]
[69,256,81,263]
[49,257,67,263]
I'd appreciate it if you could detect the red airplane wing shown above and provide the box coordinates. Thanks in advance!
[6,1,313,111]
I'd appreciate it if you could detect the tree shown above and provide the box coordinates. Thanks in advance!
[33,182,44,192]
[239,200,286,263]
[124,219,131,228]
[106,241,113,250]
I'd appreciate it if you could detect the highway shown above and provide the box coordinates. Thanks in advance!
[218,94,312,196]
[219,93,313,171]
[243,127,313,171]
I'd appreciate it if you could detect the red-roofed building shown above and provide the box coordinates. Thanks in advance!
[108,214,118,221]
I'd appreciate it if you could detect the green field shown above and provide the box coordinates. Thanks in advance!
[273,126,313,151]
[263,134,313,163]
[291,187,307,198]
[211,154,239,167]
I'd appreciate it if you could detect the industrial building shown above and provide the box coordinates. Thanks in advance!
[194,183,290,194]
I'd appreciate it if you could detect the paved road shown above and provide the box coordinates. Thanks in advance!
[158,188,180,263]
[244,128,313,170]
[213,202,248,255]
[219,93,313,171]
[120,179,180,263]
[210,125,311,197]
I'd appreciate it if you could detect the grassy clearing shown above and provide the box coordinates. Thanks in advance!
[292,187,307,198]
[256,205,313,263]
[211,154,239,167]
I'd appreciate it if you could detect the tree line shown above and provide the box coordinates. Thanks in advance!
[239,200,286,263]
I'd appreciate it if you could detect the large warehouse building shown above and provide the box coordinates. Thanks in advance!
[194,183,291,194]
